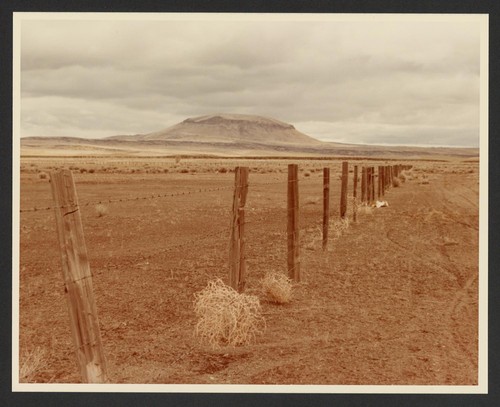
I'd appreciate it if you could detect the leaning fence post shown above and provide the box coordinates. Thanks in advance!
[340,161,349,218]
[353,165,358,222]
[49,170,107,383]
[287,164,300,281]
[322,167,330,250]
[229,166,249,292]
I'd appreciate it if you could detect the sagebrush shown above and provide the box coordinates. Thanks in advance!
[261,272,292,304]
[95,204,108,217]
[194,279,265,347]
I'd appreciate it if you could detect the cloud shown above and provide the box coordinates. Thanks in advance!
[19,16,482,147]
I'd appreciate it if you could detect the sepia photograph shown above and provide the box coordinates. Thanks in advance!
[12,12,488,393]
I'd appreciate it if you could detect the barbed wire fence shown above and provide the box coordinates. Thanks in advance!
[20,162,411,286]
[19,161,412,382]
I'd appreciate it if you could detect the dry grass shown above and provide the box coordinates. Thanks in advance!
[419,174,430,185]
[358,204,374,216]
[193,279,265,348]
[304,197,319,205]
[331,217,350,238]
[95,204,108,217]
[261,272,292,304]
[19,347,47,383]
[304,226,322,250]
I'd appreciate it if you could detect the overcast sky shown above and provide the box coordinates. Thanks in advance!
[19,14,483,147]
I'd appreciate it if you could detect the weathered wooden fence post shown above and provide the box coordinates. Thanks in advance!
[287,164,300,281]
[386,165,391,191]
[382,166,386,192]
[361,166,367,204]
[322,167,330,250]
[371,167,376,204]
[377,165,382,199]
[380,166,385,197]
[366,167,372,204]
[340,161,349,218]
[49,170,107,383]
[229,166,249,292]
[353,165,358,222]
[384,166,388,190]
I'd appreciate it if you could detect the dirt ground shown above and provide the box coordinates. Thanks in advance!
[17,157,479,385]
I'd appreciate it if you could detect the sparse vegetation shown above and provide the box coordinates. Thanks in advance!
[358,204,374,216]
[95,204,108,217]
[261,272,292,304]
[418,174,430,185]
[38,172,48,179]
[194,279,265,348]
[331,217,350,238]
[18,156,480,384]
[304,197,318,205]
[19,347,47,383]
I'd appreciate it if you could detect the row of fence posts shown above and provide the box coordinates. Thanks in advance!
[228,162,412,290]
[47,162,411,383]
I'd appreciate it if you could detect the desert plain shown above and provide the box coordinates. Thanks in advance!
[17,152,480,386]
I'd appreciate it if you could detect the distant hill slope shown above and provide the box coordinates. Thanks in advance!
[20,113,479,159]
[107,113,323,145]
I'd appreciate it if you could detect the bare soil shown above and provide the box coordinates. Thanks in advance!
[18,158,479,385]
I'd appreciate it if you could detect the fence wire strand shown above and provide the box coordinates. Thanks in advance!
[20,184,235,213]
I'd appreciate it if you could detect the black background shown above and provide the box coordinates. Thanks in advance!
[1,1,498,406]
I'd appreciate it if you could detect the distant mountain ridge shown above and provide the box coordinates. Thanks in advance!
[20,113,479,158]
[107,113,322,145]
